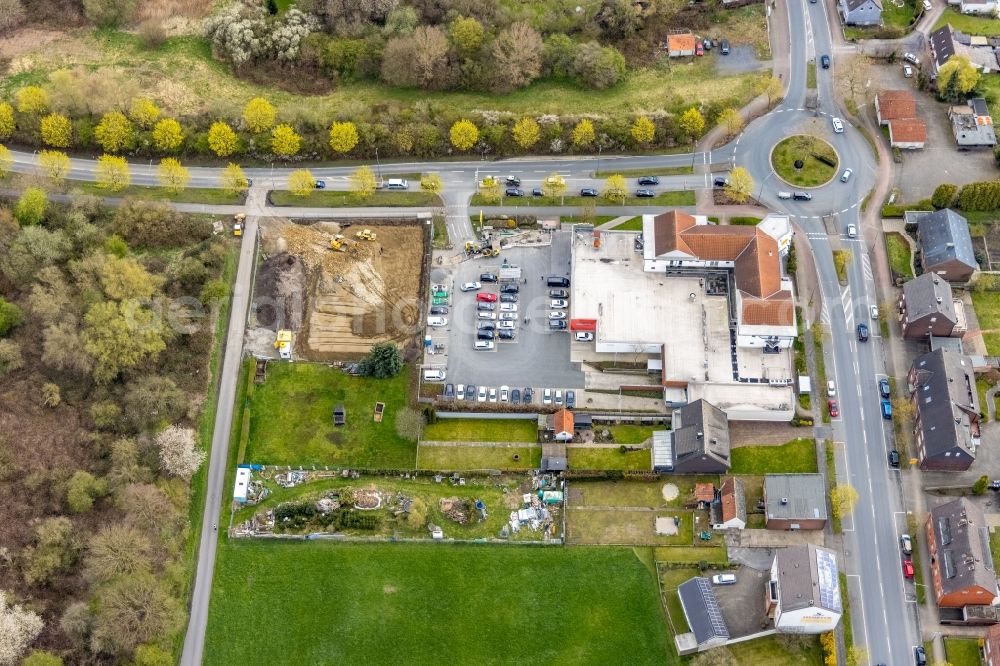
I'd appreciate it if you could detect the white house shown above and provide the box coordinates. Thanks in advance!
[233,466,250,504]
[768,544,843,633]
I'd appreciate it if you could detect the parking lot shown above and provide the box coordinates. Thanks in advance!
[436,230,585,396]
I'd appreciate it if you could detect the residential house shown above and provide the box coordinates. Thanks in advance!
[694,482,716,509]
[950,98,997,148]
[898,272,967,339]
[984,623,1000,666]
[931,24,999,74]
[711,477,747,530]
[916,209,978,282]
[652,398,731,473]
[957,0,997,15]
[666,31,696,57]
[767,544,843,634]
[889,118,928,149]
[677,577,730,653]
[908,348,981,471]
[875,90,927,149]
[541,442,567,472]
[546,409,574,442]
[925,498,998,608]
[839,0,883,25]
[764,474,828,530]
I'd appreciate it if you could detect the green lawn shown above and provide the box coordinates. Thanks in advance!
[833,249,852,284]
[944,637,982,666]
[568,508,693,545]
[610,216,644,231]
[594,166,694,178]
[659,567,698,634]
[652,546,729,565]
[934,8,1000,36]
[206,542,672,665]
[567,447,651,470]
[432,214,449,249]
[573,479,718,509]
[980,74,1000,120]
[977,377,995,423]
[559,215,616,225]
[731,439,819,474]
[416,444,541,470]
[470,191,696,208]
[422,418,537,442]
[771,135,839,187]
[886,232,914,278]
[244,363,417,468]
[75,182,243,205]
[729,634,824,665]
[730,216,762,225]
[990,527,1000,571]
[270,190,441,207]
[972,290,1000,355]
[807,63,817,89]
[608,425,656,444]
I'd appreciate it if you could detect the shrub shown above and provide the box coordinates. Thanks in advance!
[931,183,957,209]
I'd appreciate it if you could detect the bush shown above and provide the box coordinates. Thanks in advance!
[973,474,989,495]
[931,183,957,209]
[0,297,24,337]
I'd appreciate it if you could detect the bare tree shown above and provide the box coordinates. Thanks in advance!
[381,25,453,90]
[489,22,543,93]
[837,55,873,110]
[84,524,153,584]
[154,426,205,480]
[89,574,180,656]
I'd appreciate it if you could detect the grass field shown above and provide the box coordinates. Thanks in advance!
[205,542,673,665]
[944,638,981,666]
[422,418,537,442]
[652,545,729,564]
[659,567,697,634]
[560,215,617,225]
[270,190,441,207]
[470,191,696,207]
[885,232,914,278]
[807,63,817,89]
[573,479,717,508]
[608,425,656,444]
[730,216,762,225]
[610,216,644,230]
[972,290,1000,355]
[771,135,838,187]
[567,447,651,470]
[730,635,824,664]
[934,8,1000,36]
[567,508,692,545]
[731,439,818,474]
[244,363,417,468]
[75,182,243,204]
[416,444,541,470]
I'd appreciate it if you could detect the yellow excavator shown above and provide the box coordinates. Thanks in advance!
[330,234,347,251]
[233,213,245,237]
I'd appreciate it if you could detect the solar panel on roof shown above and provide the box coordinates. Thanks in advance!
[814,548,842,613]
[943,550,956,579]
[938,517,953,545]
[694,578,728,637]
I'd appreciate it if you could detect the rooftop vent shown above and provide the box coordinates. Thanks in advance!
[781,498,789,505]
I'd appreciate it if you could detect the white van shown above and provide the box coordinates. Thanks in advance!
[385,178,408,190]
[427,316,448,327]
[423,368,446,382]
[776,191,793,200]
[474,340,495,351]
[711,574,737,585]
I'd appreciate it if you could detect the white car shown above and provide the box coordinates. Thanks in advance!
[841,168,853,183]
[500,385,509,402]
[922,0,931,8]
[554,390,563,405]
[846,223,857,238]
[871,305,880,319]
[427,316,448,327]
[499,312,518,321]
[460,282,481,292]
[456,384,465,400]
[499,320,515,329]
[548,311,567,320]
[550,299,568,309]
[477,311,497,320]
[903,64,914,78]
[831,117,845,133]
[477,386,487,402]
[575,332,594,342]
[903,52,919,65]
[499,303,518,312]
[543,388,552,405]
[488,387,498,402]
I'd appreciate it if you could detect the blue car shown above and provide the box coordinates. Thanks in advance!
[315,180,326,189]
[881,399,892,420]
[580,188,598,197]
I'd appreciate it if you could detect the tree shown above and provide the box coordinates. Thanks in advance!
[0,590,44,666]
[287,169,315,197]
[22,652,63,666]
[94,111,134,153]
[270,123,301,158]
[100,256,159,301]
[155,426,204,479]
[328,121,359,154]
[678,108,706,142]
[937,55,980,99]
[15,187,47,225]
[0,144,10,178]
[630,116,655,145]
[602,174,628,204]
[15,85,48,114]
[40,382,60,407]
[0,102,12,139]
[511,117,541,151]
[242,97,276,133]
[83,0,138,27]
[420,173,442,195]
[208,121,238,157]
[830,484,859,519]
[37,150,71,182]
[156,157,190,193]
[381,25,451,90]
[358,341,403,378]
[67,470,107,513]
[756,75,785,106]
[542,172,567,200]
[836,55,873,108]
[489,22,543,93]
[542,33,578,78]
[1,227,70,286]
[95,155,130,191]
[478,175,501,203]
[718,108,744,139]
[450,119,479,151]
[449,15,484,56]
[0,339,23,375]
[690,647,738,666]
[725,167,755,203]
[128,97,160,129]
[973,474,990,495]
[221,162,249,194]
[89,574,180,656]
[350,165,377,199]
[84,524,152,583]
[0,297,23,337]
[133,645,172,666]
[82,300,165,384]
[572,42,626,89]
[119,483,177,532]
[40,112,72,148]
[571,119,595,148]
[932,183,958,209]
[22,516,77,585]
[151,118,184,152]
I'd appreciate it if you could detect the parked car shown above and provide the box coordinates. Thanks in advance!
[476,292,498,302]
[549,289,568,298]
[857,323,869,342]
[430,306,449,315]
[711,574,737,585]
[702,37,713,50]
[820,54,830,68]
[505,187,524,197]
[914,646,927,666]
[720,38,730,55]
[477,322,495,331]
[505,175,521,186]
[488,388,498,403]
[499,385,509,402]
[456,384,465,400]
[532,187,543,197]
[498,329,515,340]
[444,383,454,398]
[480,273,498,283]
[713,176,729,188]
[427,316,448,327]
[549,320,568,330]
[314,180,326,189]
[903,64,914,78]
[900,534,913,555]
[524,387,534,403]
[841,168,853,183]
[793,192,812,201]
[474,340,494,351]
[846,222,857,237]
[777,191,792,199]
[635,188,655,198]
[477,386,487,402]
[832,117,845,133]
[500,303,518,312]
[922,0,931,9]
[881,399,893,420]
[878,377,891,399]
[499,312,517,321]
[903,52,920,65]
[566,390,575,408]
[543,388,552,405]
[511,388,521,404]
[580,188,598,197]
[499,320,515,329]
[827,380,836,397]
[554,390,563,405]
[575,332,594,342]
[550,299,568,309]
[466,384,475,399]
[902,559,914,579]
[549,311,567,320]
[476,330,494,341]
[695,41,704,56]
[500,293,518,303]
[477,303,495,312]
[828,399,839,418]
[888,450,900,468]
[637,176,660,185]
[500,284,519,294]
[461,282,481,292]
[477,311,497,320]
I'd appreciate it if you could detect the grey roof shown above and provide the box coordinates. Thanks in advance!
[911,348,980,462]
[903,273,958,325]
[931,25,957,69]
[652,430,673,470]
[843,0,882,11]
[917,209,977,272]
[971,98,990,116]
[765,474,828,523]
[930,498,997,598]
[775,544,842,614]
[678,577,730,645]
[953,112,998,147]
[672,399,731,468]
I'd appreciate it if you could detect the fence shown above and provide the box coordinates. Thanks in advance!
[229,531,561,546]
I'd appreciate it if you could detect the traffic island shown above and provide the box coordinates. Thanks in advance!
[770,135,839,188]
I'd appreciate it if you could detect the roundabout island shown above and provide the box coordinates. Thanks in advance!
[770,134,840,188]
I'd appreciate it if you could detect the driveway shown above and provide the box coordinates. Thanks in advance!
[715,46,767,76]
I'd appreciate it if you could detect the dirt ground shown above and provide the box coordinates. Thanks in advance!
[248,218,425,361]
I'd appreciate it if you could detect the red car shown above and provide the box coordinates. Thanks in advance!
[476,292,497,303]
[828,399,839,418]
[902,559,914,579]
[695,42,704,56]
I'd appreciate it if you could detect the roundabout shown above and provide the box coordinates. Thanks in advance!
[770,134,839,188]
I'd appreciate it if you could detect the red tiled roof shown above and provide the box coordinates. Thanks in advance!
[553,408,574,435]
[651,210,697,256]
[720,477,739,523]
[877,90,917,121]
[741,293,795,326]
[668,33,696,51]
[889,118,927,144]
[694,482,715,503]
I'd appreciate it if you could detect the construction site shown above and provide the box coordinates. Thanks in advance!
[246,217,429,361]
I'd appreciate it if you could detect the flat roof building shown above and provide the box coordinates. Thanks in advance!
[764,474,828,530]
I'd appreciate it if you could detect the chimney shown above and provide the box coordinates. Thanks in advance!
[937,297,942,303]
